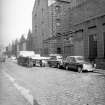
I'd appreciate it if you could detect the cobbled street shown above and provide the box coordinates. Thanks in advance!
[0,60,105,105]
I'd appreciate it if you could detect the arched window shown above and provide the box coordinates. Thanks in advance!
[38,0,40,5]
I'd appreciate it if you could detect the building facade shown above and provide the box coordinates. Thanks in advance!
[32,0,105,68]
[44,0,105,61]
[44,0,71,55]
[32,0,49,54]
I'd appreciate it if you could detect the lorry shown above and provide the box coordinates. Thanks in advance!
[17,51,35,67]
[17,51,50,67]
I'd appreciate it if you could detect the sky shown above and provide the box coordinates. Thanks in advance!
[0,0,55,47]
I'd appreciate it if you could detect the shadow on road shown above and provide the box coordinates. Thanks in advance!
[33,99,40,105]
[92,71,105,76]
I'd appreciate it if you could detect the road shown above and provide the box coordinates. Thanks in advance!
[0,59,105,105]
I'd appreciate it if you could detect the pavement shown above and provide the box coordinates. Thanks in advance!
[0,63,31,105]
[94,69,105,75]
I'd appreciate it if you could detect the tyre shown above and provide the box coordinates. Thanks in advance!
[57,64,60,69]
[77,67,82,73]
[28,62,33,67]
[49,64,52,67]
[65,65,69,70]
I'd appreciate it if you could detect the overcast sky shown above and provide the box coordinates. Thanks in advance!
[0,0,55,47]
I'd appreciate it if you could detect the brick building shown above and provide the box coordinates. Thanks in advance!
[32,0,105,68]
[44,0,105,62]
[32,0,49,54]
[70,0,105,68]
[44,0,71,55]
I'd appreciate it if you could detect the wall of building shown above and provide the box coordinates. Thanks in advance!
[33,0,105,61]
[60,0,105,59]
[47,0,71,55]
[32,0,49,54]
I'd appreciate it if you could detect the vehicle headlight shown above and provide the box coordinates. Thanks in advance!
[83,64,86,69]
[83,64,92,70]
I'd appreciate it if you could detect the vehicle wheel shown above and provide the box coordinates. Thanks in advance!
[28,62,33,67]
[57,64,60,69]
[77,67,82,73]
[49,64,52,67]
[65,65,69,70]
[42,63,45,67]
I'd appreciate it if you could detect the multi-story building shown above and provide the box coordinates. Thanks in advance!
[51,0,105,68]
[32,0,105,68]
[43,0,71,55]
[32,0,49,54]
[69,0,105,69]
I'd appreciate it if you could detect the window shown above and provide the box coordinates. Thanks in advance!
[56,18,60,26]
[35,25,37,29]
[55,5,61,13]
[42,33,44,36]
[42,8,44,16]
[38,0,40,5]
[88,26,96,29]
[35,25,37,32]
[71,57,76,63]
[41,21,44,24]
[103,23,105,26]
[50,56,57,60]
[56,22,60,26]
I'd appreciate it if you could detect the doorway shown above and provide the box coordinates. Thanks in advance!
[57,48,62,54]
[89,34,97,60]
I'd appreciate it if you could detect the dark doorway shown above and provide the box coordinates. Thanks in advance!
[57,48,61,54]
[64,45,73,57]
[89,34,97,60]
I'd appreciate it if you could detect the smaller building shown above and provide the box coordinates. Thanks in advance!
[19,35,27,51]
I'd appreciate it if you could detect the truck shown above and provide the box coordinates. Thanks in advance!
[17,51,35,67]
[17,51,50,67]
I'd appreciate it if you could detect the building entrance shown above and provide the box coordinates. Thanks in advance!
[89,34,97,60]
[57,48,62,54]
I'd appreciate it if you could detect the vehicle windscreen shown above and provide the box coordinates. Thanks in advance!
[76,57,85,63]
[50,56,62,60]
[50,56,57,60]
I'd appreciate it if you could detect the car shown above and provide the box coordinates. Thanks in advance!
[47,54,63,68]
[11,56,16,60]
[63,56,95,72]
